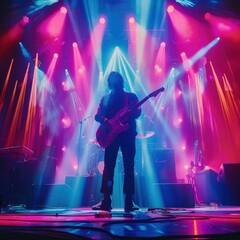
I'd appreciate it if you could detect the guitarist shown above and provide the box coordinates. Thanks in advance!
[92,71,141,212]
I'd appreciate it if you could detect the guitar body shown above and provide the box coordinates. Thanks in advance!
[96,108,130,148]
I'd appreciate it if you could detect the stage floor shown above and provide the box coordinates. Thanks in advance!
[0,205,240,239]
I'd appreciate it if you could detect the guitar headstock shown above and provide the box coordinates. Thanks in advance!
[149,87,165,98]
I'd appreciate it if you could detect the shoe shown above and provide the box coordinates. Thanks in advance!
[92,198,112,211]
[124,199,139,212]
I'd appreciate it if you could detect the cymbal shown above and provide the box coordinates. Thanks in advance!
[136,131,155,139]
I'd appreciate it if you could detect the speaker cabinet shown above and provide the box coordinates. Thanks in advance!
[150,183,195,208]
[27,184,72,209]
[11,160,39,205]
[220,163,240,205]
[0,156,15,206]
[151,149,176,183]
[194,169,221,204]
[13,161,39,193]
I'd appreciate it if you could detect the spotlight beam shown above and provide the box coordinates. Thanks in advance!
[166,37,221,83]
[189,37,220,67]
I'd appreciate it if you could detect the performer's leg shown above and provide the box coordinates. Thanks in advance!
[92,141,119,211]
[121,136,135,195]
[100,142,119,194]
[121,136,139,211]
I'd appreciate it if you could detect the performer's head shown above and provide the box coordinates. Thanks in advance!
[107,71,124,90]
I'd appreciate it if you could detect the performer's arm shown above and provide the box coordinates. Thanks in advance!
[95,97,112,131]
[95,98,106,123]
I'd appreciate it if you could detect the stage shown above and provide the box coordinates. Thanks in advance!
[0,205,240,239]
[1,1,240,238]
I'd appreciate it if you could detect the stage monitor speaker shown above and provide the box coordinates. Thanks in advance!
[194,169,221,204]
[27,184,72,209]
[223,163,240,182]
[151,149,176,183]
[11,160,40,205]
[12,161,39,194]
[220,163,240,205]
[150,183,195,208]
[65,176,101,207]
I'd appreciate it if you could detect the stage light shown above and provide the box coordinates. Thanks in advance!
[189,37,220,65]
[72,42,78,48]
[181,145,186,151]
[167,5,175,13]
[181,52,186,57]
[62,81,70,91]
[154,64,162,73]
[33,0,58,12]
[184,165,189,170]
[175,0,195,7]
[37,5,67,38]
[78,65,85,74]
[73,165,78,171]
[173,116,183,128]
[160,42,166,47]
[21,16,29,26]
[129,17,135,24]
[19,42,31,59]
[54,53,58,58]
[60,6,67,14]
[99,17,106,24]
[204,12,211,20]
[62,117,71,128]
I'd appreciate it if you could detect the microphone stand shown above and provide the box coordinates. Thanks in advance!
[76,115,93,176]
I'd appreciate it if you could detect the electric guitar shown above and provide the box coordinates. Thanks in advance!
[96,86,165,148]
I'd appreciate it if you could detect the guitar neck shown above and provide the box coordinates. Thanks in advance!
[131,87,164,112]
[134,95,152,109]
